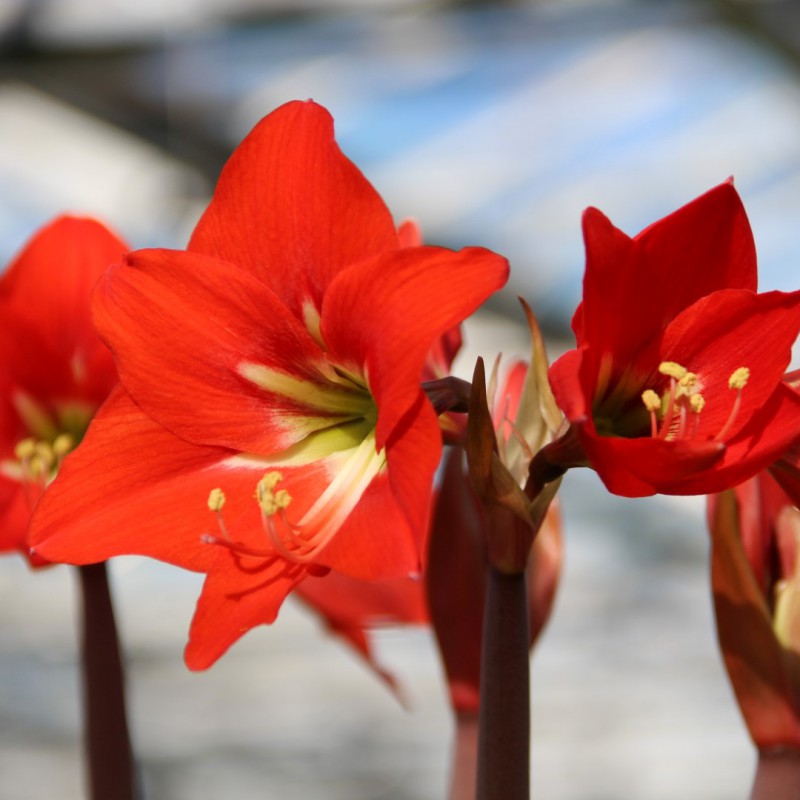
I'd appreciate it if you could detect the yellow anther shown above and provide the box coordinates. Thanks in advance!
[34,441,54,470]
[27,455,46,479]
[260,471,283,491]
[52,433,75,459]
[658,361,687,380]
[641,390,661,413]
[256,472,292,517]
[690,393,706,413]
[207,488,226,513]
[259,493,280,516]
[274,489,292,510]
[729,367,750,391]
[14,438,37,461]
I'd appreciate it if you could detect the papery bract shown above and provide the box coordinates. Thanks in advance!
[548,181,800,497]
[0,215,126,565]
[29,100,508,669]
[466,301,564,573]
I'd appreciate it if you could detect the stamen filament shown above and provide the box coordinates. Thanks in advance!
[658,378,677,439]
[678,404,688,439]
[201,533,276,560]
[715,367,749,442]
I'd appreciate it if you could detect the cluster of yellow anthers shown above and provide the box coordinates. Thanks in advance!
[640,361,749,441]
[204,472,322,564]
[14,433,75,485]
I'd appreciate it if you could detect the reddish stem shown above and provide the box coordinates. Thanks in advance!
[476,566,530,800]
[77,562,136,800]
[750,749,800,800]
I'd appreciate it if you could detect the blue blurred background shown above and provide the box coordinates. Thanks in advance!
[1,1,798,797]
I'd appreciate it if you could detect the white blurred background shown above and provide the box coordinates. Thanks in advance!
[1,0,799,797]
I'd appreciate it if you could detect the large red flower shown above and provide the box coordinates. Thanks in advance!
[29,100,508,669]
[548,181,800,497]
[0,216,126,565]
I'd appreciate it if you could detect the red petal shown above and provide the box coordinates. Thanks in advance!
[185,556,308,670]
[659,289,800,441]
[0,479,44,565]
[93,248,341,454]
[321,245,508,449]
[296,568,427,627]
[547,347,592,424]
[1,216,126,383]
[661,383,800,495]
[397,219,422,248]
[317,394,441,580]
[188,100,398,318]
[577,182,756,379]
[426,448,487,713]
[28,386,260,572]
[577,429,725,497]
[0,216,123,417]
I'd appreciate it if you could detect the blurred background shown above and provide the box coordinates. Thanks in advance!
[1,0,799,797]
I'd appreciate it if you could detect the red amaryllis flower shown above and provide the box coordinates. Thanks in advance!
[0,216,126,565]
[29,100,508,669]
[709,471,800,750]
[548,181,800,497]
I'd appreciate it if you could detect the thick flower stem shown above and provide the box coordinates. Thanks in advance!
[750,750,800,800]
[476,566,530,800]
[449,710,479,800]
[77,562,136,800]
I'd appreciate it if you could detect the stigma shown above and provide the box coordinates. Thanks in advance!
[639,360,748,442]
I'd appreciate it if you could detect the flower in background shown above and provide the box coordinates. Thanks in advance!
[0,216,126,565]
[547,181,800,498]
[709,470,800,750]
[29,100,509,669]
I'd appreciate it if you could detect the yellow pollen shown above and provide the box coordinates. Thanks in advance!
[52,433,75,459]
[728,367,750,391]
[658,361,687,380]
[260,471,283,492]
[690,393,706,413]
[274,489,292,510]
[28,455,46,479]
[34,442,55,470]
[256,472,293,517]
[14,438,37,461]
[641,390,661,413]
[207,488,226,512]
